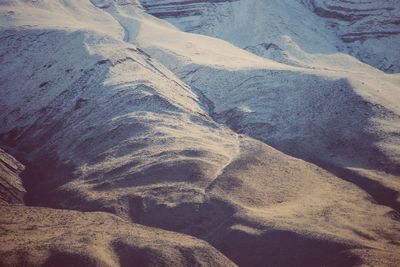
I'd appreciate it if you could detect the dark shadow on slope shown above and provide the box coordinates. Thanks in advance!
[128,196,236,237]
[0,29,156,207]
[19,153,76,207]
[208,75,400,214]
[314,160,400,213]
[92,159,216,190]
[112,241,164,267]
[211,226,362,267]
[43,250,102,267]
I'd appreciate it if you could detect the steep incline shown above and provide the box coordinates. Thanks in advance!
[303,0,400,73]
[0,1,240,210]
[0,204,235,267]
[0,140,234,267]
[130,0,400,179]
[1,1,400,266]
[141,0,400,73]
[135,0,400,189]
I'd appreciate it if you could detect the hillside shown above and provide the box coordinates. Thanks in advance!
[1,0,399,266]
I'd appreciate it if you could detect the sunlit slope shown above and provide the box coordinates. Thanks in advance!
[0,1,399,266]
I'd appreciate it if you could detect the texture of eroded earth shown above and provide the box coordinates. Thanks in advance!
[1,0,400,266]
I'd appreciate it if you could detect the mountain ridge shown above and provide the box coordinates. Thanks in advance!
[1,0,400,266]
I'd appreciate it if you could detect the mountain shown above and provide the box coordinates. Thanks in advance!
[0,150,235,267]
[142,0,400,72]
[304,0,400,73]
[1,0,400,266]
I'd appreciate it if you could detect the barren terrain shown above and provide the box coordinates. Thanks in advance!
[1,0,399,266]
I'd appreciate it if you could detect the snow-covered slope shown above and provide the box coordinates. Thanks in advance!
[128,1,400,174]
[304,0,400,73]
[1,0,400,266]
[142,0,400,73]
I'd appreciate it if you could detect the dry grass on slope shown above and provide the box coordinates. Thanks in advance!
[0,205,236,267]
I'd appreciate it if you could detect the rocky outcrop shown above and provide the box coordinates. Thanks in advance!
[141,0,400,72]
[141,0,237,18]
[0,149,25,204]
[304,0,400,72]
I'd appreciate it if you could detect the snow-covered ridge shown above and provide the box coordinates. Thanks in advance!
[304,0,400,72]
[1,0,400,266]
[141,0,400,73]
[141,0,237,20]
